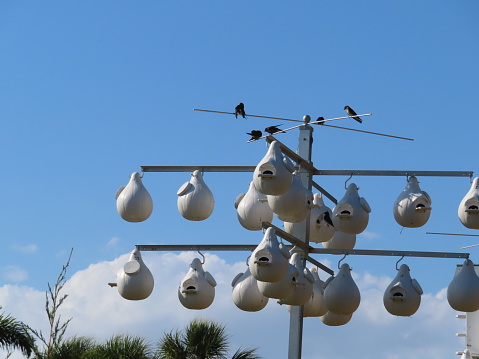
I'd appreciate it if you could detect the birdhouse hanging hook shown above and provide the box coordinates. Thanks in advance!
[338,253,348,269]
[345,174,353,189]
[198,250,205,264]
[396,255,405,270]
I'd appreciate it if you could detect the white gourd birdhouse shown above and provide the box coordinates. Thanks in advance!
[383,263,423,316]
[447,259,479,312]
[458,177,479,229]
[116,249,154,301]
[267,173,312,223]
[393,176,432,228]
[332,183,371,234]
[278,253,314,306]
[178,258,217,310]
[323,263,360,315]
[320,311,352,326]
[249,227,291,282]
[461,349,472,359]
[116,172,153,223]
[322,231,356,250]
[235,181,274,231]
[284,193,335,243]
[253,141,294,195]
[177,170,215,221]
[287,267,327,317]
[231,267,269,312]
[257,263,297,299]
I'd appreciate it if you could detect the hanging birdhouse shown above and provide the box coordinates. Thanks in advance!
[178,257,216,310]
[116,172,153,223]
[383,263,423,316]
[249,227,291,282]
[253,141,294,196]
[393,176,432,228]
[323,263,360,315]
[235,181,273,231]
[177,170,215,221]
[267,173,312,223]
[284,193,335,243]
[332,183,371,234]
[460,349,472,359]
[288,266,328,317]
[278,252,314,306]
[458,177,479,229]
[116,249,154,301]
[231,267,269,312]
[447,259,479,312]
[322,231,356,250]
[257,263,297,300]
[320,311,352,326]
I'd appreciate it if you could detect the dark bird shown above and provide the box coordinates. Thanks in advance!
[316,116,325,125]
[323,212,334,227]
[264,124,286,135]
[246,130,262,141]
[235,103,246,119]
[344,105,362,123]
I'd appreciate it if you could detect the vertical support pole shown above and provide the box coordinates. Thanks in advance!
[288,116,314,359]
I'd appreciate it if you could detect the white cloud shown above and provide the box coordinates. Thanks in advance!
[0,253,467,359]
[2,265,28,282]
[359,231,381,240]
[10,244,38,253]
[107,237,120,247]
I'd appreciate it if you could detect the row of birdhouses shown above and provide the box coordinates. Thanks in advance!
[115,141,479,232]
[112,228,479,325]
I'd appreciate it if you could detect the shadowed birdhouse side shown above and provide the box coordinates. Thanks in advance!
[447,259,479,312]
[458,177,479,229]
[393,176,432,228]
[332,183,371,234]
[231,267,269,312]
[383,263,422,316]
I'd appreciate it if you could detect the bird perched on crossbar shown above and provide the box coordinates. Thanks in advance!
[235,103,246,119]
[246,130,262,141]
[315,116,325,125]
[344,106,362,123]
[264,125,286,135]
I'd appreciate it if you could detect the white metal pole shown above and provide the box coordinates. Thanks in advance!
[288,116,314,359]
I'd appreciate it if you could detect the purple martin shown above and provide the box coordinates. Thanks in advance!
[235,103,246,119]
[323,212,334,227]
[264,124,286,135]
[344,105,362,123]
[316,116,325,125]
[246,130,262,141]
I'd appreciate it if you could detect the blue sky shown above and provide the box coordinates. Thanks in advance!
[0,1,479,358]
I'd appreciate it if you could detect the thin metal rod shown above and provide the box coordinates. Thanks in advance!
[461,244,479,249]
[136,244,257,251]
[312,181,338,205]
[308,248,469,259]
[309,114,373,125]
[246,114,374,142]
[321,123,414,141]
[194,108,303,123]
[314,170,474,177]
[141,166,256,173]
[426,232,479,237]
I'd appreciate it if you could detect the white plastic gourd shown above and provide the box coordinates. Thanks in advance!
[116,172,153,223]
[231,267,269,312]
[177,170,214,221]
[393,176,432,228]
[458,177,479,229]
[460,349,472,359]
[249,227,291,282]
[257,263,297,299]
[235,181,273,231]
[116,249,154,300]
[284,193,335,243]
[383,263,423,316]
[268,173,312,223]
[320,311,353,326]
[287,267,328,317]
[323,263,360,315]
[178,258,216,310]
[253,141,294,195]
[447,259,479,312]
[332,183,371,234]
[278,252,314,306]
[322,231,356,250]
